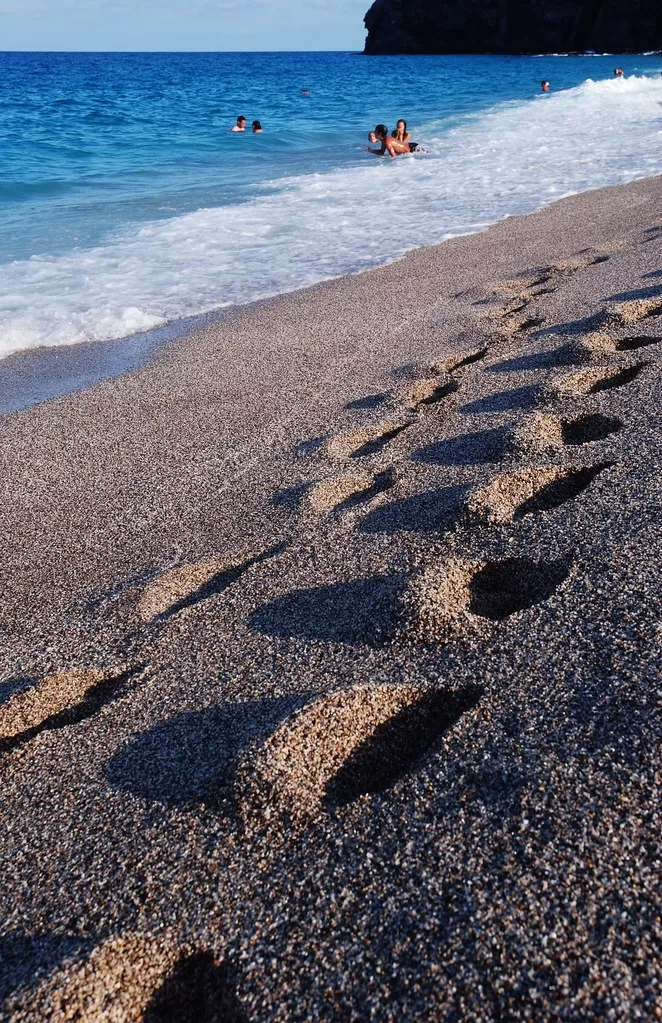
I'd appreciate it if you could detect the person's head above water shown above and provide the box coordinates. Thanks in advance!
[374,124,388,140]
[252,120,262,133]
[541,80,550,92]
[395,119,408,136]
[231,116,247,132]
[614,67,624,76]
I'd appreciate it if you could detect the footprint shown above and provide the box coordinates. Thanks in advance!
[582,332,660,354]
[138,543,285,621]
[515,412,622,451]
[23,936,245,1023]
[514,316,545,333]
[403,555,570,638]
[239,683,481,820]
[144,951,247,1022]
[490,272,553,295]
[0,665,142,757]
[610,335,661,351]
[431,346,488,375]
[552,252,609,274]
[307,469,395,513]
[399,374,458,410]
[467,463,612,525]
[552,363,646,398]
[606,297,662,325]
[488,315,545,341]
[327,420,412,459]
[559,413,623,446]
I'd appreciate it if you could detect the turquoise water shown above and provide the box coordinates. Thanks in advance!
[1,50,662,356]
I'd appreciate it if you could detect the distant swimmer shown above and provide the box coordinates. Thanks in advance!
[231,116,247,132]
[300,89,311,95]
[252,120,263,133]
[614,67,624,76]
[541,80,550,92]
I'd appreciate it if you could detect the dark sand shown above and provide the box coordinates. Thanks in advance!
[0,176,660,1021]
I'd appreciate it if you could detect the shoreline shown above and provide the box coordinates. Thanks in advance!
[2,173,660,415]
[1,172,660,1020]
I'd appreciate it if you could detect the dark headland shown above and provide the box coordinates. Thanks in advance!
[364,0,662,54]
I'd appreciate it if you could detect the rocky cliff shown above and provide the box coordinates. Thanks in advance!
[363,0,662,55]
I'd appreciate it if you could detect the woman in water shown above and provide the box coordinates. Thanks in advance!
[393,120,411,147]
[393,118,422,153]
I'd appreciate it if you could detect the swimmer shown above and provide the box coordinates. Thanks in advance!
[541,80,550,92]
[365,124,410,158]
[393,118,425,153]
[252,120,263,133]
[231,116,247,132]
[393,119,411,147]
[614,67,624,76]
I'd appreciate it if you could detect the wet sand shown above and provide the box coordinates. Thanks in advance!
[1,176,661,1021]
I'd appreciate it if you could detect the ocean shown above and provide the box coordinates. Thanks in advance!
[1,50,662,360]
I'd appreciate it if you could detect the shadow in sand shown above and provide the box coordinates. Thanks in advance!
[359,485,470,534]
[0,932,95,1006]
[487,345,584,374]
[460,386,540,414]
[643,269,662,279]
[346,393,387,410]
[413,429,510,467]
[0,676,37,709]
[249,574,407,645]
[269,483,310,509]
[606,283,662,303]
[295,435,327,456]
[106,697,298,809]
[143,953,248,1023]
[537,315,596,337]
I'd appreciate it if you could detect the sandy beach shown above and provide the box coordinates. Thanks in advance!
[1,174,660,1021]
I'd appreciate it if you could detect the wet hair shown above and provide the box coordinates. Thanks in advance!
[395,119,407,138]
[541,81,549,88]
[252,120,262,131]
[375,124,388,138]
[237,115,246,123]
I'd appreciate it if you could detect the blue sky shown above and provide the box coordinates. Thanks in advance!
[0,0,370,50]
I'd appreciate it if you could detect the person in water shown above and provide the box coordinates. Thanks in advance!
[231,116,247,132]
[252,120,263,133]
[393,118,423,153]
[393,119,411,147]
[366,124,419,158]
[541,80,550,92]
[614,67,624,76]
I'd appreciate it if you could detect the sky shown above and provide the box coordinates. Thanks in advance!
[0,0,370,50]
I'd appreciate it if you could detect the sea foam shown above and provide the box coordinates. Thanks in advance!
[1,73,661,359]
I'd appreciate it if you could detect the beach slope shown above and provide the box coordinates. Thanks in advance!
[0,176,661,1021]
